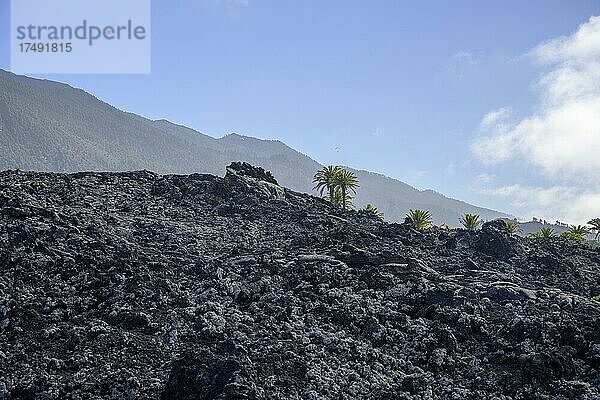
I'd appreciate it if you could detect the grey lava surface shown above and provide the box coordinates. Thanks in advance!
[0,163,599,399]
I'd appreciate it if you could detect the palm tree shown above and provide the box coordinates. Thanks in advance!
[560,225,589,243]
[332,168,359,210]
[569,225,590,236]
[407,209,432,229]
[313,166,341,201]
[587,218,600,240]
[506,220,520,235]
[361,204,383,219]
[460,214,481,231]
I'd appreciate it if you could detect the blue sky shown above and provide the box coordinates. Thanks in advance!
[1,0,599,222]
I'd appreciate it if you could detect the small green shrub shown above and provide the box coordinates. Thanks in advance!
[324,189,353,209]
[506,221,520,235]
[361,204,383,219]
[528,227,556,239]
[560,231,586,243]
[568,225,590,236]
[559,225,589,243]
[460,214,481,231]
[407,209,432,229]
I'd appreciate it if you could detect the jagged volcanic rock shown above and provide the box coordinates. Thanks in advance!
[0,164,599,399]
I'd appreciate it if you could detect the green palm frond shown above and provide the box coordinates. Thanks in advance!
[333,168,359,194]
[314,166,359,210]
[332,168,359,209]
[505,220,520,235]
[529,227,556,239]
[568,225,589,236]
[560,224,589,243]
[313,165,342,198]
[324,189,353,209]
[561,231,586,243]
[588,218,600,240]
[407,209,432,229]
[361,204,383,219]
[460,214,481,231]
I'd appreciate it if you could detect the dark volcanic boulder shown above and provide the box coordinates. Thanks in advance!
[475,219,524,261]
[0,165,598,399]
[226,161,278,185]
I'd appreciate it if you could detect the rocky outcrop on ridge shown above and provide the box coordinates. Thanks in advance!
[0,162,599,399]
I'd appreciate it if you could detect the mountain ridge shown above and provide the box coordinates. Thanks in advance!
[0,69,510,225]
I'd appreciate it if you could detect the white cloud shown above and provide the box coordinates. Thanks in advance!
[480,108,511,129]
[471,16,600,223]
[533,17,600,64]
[481,184,600,223]
[473,99,600,177]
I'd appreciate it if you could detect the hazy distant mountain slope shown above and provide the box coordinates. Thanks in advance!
[351,169,509,224]
[0,69,510,224]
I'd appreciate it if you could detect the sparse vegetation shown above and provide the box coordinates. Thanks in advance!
[560,225,589,243]
[325,189,353,209]
[593,295,600,301]
[407,209,432,229]
[560,231,586,243]
[506,220,520,235]
[333,168,359,210]
[568,225,590,236]
[460,214,481,231]
[313,166,342,202]
[587,218,600,240]
[315,170,597,246]
[529,227,556,239]
[361,204,383,219]
[313,166,358,210]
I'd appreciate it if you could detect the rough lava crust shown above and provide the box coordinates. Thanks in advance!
[0,162,599,399]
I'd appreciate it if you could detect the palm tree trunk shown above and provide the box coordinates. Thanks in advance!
[329,186,335,204]
[341,187,346,209]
